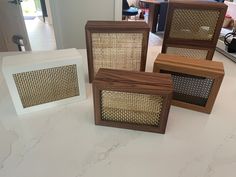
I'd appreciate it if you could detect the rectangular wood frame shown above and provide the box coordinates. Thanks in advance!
[93,68,173,134]
[85,21,150,82]
[162,1,227,60]
[153,54,224,114]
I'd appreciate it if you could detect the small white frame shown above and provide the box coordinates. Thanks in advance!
[2,48,86,115]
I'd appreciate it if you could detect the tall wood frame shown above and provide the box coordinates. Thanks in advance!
[93,68,173,134]
[85,21,149,82]
[162,1,227,60]
[153,54,224,114]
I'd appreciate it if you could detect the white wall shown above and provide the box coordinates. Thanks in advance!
[50,0,122,49]
[45,0,53,25]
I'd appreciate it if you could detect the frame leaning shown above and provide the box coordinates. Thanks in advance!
[85,21,150,82]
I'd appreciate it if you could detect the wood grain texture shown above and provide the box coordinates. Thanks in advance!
[94,68,173,94]
[85,21,150,82]
[85,21,150,30]
[93,68,173,134]
[155,54,224,75]
[162,1,227,60]
[153,53,224,114]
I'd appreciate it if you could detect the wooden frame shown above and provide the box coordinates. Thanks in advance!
[92,68,173,134]
[162,1,227,60]
[85,21,150,82]
[153,54,224,114]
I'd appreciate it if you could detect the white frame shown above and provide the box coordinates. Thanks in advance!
[2,49,86,115]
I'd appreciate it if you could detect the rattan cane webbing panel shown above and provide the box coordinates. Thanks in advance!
[166,47,208,59]
[170,9,220,40]
[13,65,80,108]
[161,70,214,106]
[101,90,163,126]
[92,33,143,75]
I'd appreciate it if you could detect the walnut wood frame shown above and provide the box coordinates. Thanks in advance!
[153,54,224,114]
[92,68,173,134]
[85,21,150,82]
[162,1,227,60]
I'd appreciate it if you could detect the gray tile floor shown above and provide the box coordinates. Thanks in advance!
[24,17,56,51]
[148,32,163,47]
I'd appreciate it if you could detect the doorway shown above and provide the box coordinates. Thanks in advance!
[21,0,56,51]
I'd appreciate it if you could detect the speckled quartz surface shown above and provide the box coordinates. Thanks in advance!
[0,48,236,177]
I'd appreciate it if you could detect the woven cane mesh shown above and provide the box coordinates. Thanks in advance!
[13,65,80,108]
[170,9,220,40]
[161,70,214,106]
[92,33,143,75]
[166,47,208,59]
[101,90,163,126]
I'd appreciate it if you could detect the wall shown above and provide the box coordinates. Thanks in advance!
[49,0,119,49]
[45,0,53,25]
[225,1,236,20]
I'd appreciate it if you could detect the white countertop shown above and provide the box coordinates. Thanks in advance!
[0,48,236,177]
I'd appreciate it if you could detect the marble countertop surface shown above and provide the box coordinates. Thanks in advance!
[0,48,236,177]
